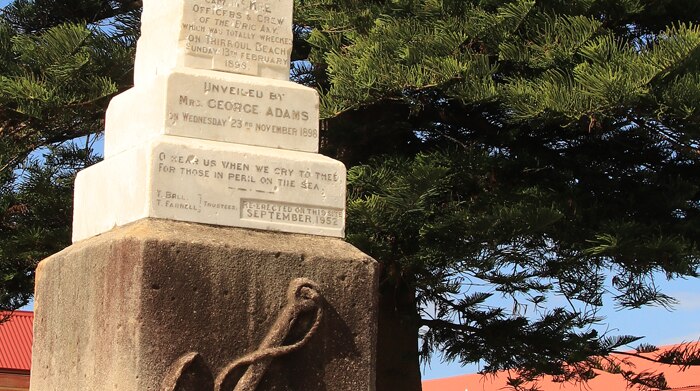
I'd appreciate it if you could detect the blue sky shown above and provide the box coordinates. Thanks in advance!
[17,266,700,380]
[2,0,699,381]
[424,276,700,379]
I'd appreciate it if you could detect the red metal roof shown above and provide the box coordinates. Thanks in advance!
[0,311,33,372]
[423,343,700,391]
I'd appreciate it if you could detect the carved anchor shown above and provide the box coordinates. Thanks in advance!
[162,278,323,391]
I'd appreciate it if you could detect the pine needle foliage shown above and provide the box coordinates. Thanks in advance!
[0,0,699,389]
[0,142,100,312]
[0,0,138,312]
[296,0,700,388]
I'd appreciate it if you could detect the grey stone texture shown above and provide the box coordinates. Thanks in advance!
[30,219,378,390]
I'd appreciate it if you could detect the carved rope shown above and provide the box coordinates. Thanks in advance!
[162,278,324,391]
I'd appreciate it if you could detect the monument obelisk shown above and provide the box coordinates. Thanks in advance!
[29,0,378,389]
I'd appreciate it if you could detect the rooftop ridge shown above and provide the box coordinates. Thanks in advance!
[423,342,700,391]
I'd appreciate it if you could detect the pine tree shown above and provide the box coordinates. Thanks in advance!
[1,0,700,389]
[0,0,138,312]
[293,0,700,389]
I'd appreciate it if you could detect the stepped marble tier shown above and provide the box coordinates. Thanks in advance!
[73,136,346,242]
[135,0,293,84]
[104,69,319,157]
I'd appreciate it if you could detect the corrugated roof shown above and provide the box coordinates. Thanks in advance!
[423,342,700,391]
[0,311,33,372]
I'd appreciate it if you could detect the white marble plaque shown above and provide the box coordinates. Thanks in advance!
[72,0,348,241]
[73,136,345,242]
[135,0,293,84]
[105,69,319,157]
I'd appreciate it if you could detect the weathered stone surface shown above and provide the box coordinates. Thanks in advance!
[70,0,348,243]
[135,0,293,84]
[31,219,378,391]
[104,69,320,157]
[73,136,346,242]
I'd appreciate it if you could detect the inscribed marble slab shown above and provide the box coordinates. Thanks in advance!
[105,69,319,157]
[135,0,293,84]
[73,136,346,242]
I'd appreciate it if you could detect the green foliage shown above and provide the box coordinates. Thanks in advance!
[2,0,141,33]
[0,16,134,167]
[296,0,700,388]
[0,0,138,312]
[0,143,100,312]
[0,0,698,389]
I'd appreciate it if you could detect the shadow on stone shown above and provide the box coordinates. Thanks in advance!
[163,352,214,391]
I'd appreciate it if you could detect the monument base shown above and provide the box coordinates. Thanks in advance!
[30,219,377,391]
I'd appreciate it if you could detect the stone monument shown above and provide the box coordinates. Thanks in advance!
[29,1,378,390]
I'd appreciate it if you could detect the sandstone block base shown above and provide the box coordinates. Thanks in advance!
[31,219,378,391]
[73,136,346,242]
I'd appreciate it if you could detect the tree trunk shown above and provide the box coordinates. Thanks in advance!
[376,281,422,391]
